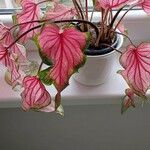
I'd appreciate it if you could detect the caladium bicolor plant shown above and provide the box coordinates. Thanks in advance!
[0,0,150,115]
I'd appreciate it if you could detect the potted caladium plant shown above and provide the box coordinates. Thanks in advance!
[0,0,150,114]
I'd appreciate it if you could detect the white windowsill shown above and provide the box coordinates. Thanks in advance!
[0,51,128,108]
[1,50,150,108]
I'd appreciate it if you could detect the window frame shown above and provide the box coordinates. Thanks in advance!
[0,1,149,46]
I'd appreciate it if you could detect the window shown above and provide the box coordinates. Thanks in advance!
[0,0,149,44]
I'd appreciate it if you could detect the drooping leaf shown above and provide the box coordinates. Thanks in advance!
[16,0,42,42]
[38,25,87,92]
[121,88,135,114]
[0,23,27,86]
[0,23,27,63]
[40,100,55,113]
[0,44,21,84]
[45,2,76,21]
[96,0,129,9]
[118,43,150,98]
[21,76,51,111]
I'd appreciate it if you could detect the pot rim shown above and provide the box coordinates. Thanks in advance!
[85,31,124,58]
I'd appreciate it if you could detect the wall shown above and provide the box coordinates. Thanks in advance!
[0,104,150,150]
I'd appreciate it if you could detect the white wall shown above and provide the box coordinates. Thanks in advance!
[0,104,150,150]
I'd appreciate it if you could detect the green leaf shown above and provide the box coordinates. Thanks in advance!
[38,67,52,85]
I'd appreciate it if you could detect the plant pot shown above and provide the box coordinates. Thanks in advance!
[73,33,123,86]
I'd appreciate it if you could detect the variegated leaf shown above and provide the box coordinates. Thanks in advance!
[38,25,87,92]
[96,0,130,9]
[119,43,150,98]
[139,0,150,13]
[0,45,21,84]
[16,0,42,42]
[21,76,51,111]
[45,3,76,21]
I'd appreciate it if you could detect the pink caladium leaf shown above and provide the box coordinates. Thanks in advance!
[16,0,42,42]
[121,89,135,114]
[38,25,87,92]
[139,0,150,13]
[21,76,52,111]
[96,0,130,9]
[45,3,76,21]
[118,43,150,98]
[0,44,21,84]
[40,100,55,113]
[0,23,27,63]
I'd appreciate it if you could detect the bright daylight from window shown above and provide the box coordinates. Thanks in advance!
[0,0,93,9]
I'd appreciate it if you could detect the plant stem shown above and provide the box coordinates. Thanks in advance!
[114,31,136,48]
[102,43,122,54]
[7,24,42,50]
[9,20,47,31]
[78,0,86,18]
[90,8,94,22]
[54,19,99,36]
[72,0,82,20]
[85,0,88,21]
[7,19,99,50]
[73,0,89,31]
[37,62,43,74]
[114,5,136,31]
[95,8,110,47]
[55,92,61,110]
[109,5,126,29]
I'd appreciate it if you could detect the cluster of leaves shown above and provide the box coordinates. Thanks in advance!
[0,0,150,114]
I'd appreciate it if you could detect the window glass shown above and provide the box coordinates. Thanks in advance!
[0,0,94,10]
[0,0,7,8]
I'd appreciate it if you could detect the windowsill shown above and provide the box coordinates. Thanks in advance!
[0,51,129,108]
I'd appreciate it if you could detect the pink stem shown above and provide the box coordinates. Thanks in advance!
[85,0,88,20]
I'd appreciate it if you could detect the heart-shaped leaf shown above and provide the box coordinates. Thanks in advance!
[119,43,150,98]
[16,0,42,42]
[38,25,87,92]
[21,76,51,111]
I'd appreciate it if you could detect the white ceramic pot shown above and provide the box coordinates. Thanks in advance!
[73,33,123,86]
